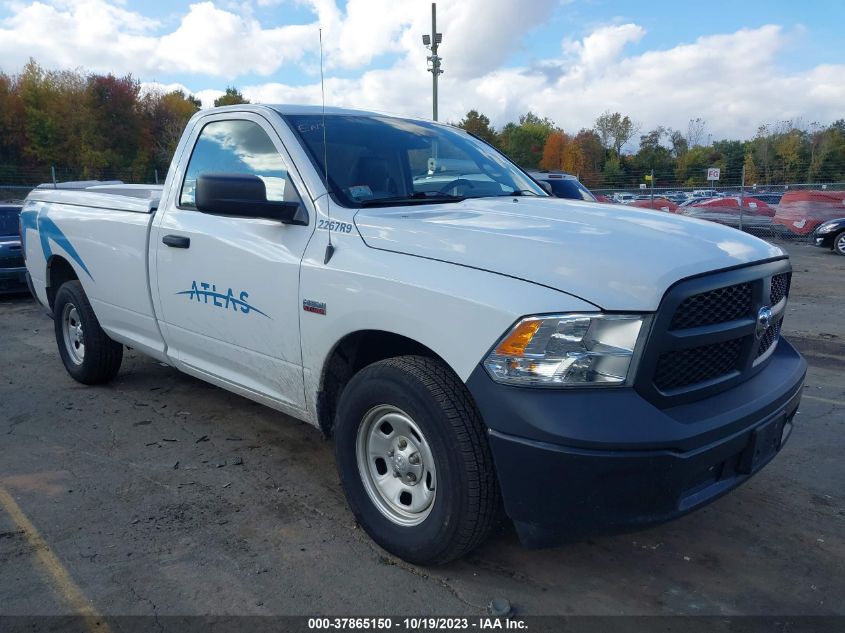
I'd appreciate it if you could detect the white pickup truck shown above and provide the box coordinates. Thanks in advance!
[21,105,806,565]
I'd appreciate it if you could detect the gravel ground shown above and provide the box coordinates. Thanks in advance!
[0,240,843,618]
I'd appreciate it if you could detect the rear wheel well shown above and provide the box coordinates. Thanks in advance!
[46,256,78,312]
[317,331,446,437]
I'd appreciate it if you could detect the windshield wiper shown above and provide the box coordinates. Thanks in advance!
[466,189,543,199]
[358,193,465,207]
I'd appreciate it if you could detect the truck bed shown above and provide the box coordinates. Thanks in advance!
[22,185,167,360]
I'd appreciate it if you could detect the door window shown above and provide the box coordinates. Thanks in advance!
[180,119,300,208]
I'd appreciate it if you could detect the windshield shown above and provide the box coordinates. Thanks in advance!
[284,114,546,207]
[545,178,596,202]
[0,206,21,237]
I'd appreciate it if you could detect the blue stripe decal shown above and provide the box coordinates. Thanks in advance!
[37,215,93,280]
[21,208,93,281]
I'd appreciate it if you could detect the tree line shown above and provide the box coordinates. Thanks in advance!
[2,61,844,190]
[458,110,845,189]
[0,61,249,184]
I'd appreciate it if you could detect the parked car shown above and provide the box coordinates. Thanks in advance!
[749,193,783,205]
[662,192,689,204]
[692,189,718,198]
[813,218,845,255]
[0,204,27,294]
[612,192,636,204]
[529,171,596,202]
[22,104,806,564]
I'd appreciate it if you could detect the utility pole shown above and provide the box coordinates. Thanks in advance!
[650,168,654,205]
[739,164,746,232]
[422,3,443,120]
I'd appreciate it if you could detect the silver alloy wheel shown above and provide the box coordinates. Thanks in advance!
[836,232,845,255]
[61,302,85,365]
[355,404,437,526]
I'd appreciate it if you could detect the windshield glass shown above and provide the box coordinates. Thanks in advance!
[284,114,546,207]
[0,206,21,237]
[546,178,596,202]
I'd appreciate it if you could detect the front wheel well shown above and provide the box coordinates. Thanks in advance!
[46,256,79,312]
[317,331,449,437]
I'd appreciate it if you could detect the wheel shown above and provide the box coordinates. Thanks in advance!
[334,355,499,565]
[834,231,845,256]
[53,280,123,384]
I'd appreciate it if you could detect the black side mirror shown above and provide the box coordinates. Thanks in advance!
[195,173,308,225]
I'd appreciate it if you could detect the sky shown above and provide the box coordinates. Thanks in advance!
[1,0,844,142]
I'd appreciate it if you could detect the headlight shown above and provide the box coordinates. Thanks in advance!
[817,223,838,234]
[483,314,650,387]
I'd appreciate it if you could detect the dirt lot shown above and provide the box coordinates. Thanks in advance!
[1,240,843,618]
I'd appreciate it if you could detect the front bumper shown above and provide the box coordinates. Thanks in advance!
[0,266,27,293]
[814,234,835,248]
[466,339,806,547]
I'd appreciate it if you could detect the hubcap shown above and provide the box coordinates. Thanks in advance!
[355,405,437,526]
[61,303,85,365]
[836,233,845,255]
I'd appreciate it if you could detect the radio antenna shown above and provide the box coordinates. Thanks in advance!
[319,28,335,265]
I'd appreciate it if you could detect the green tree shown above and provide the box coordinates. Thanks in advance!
[214,86,250,107]
[499,112,556,169]
[457,110,499,146]
[594,111,639,156]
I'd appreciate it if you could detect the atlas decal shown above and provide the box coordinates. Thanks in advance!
[177,281,270,318]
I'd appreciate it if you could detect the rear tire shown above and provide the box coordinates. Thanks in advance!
[53,280,123,384]
[334,355,499,565]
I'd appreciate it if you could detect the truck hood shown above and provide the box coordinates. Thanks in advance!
[354,197,785,311]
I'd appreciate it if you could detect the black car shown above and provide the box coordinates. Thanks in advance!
[0,204,27,294]
[529,171,597,202]
[813,218,845,256]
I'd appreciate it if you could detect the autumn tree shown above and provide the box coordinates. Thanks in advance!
[540,130,581,173]
[573,129,604,186]
[140,89,201,174]
[214,86,250,107]
[80,73,143,178]
[743,152,759,186]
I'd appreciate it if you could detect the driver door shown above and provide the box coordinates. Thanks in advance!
[153,113,313,410]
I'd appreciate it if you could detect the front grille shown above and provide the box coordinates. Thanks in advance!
[654,337,744,391]
[636,260,793,406]
[670,283,752,330]
[0,254,24,268]
[757,317,783,357]
[770,272,791,305]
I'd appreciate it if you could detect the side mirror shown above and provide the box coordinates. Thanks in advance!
[195,173,308,225]
[536,180,554,196]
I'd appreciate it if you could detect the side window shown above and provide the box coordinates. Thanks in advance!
[179,119,301,209]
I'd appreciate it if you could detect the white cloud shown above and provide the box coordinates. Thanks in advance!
[1,1,843,141]
[239,22,845,142]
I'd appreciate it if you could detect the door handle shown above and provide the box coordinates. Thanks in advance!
[162,235,190,249]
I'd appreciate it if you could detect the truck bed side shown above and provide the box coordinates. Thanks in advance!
[22,189,167,361]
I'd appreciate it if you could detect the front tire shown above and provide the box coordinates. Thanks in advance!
[53,280,123,384]
[334,356,499,565]
[834,231,845,256]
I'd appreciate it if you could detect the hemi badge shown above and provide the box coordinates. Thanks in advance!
[303,299,327,315]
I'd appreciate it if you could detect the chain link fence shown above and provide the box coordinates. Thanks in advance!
[1,167,162,204]
[4,170,844,248]
[590,182,845,244]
